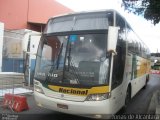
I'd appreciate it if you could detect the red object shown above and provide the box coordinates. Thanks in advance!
[3,94,13,107]
[3,93,29,112]
[150,70,160,74]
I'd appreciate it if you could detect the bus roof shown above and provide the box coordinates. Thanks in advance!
[46,9,150,52]
[49,9,117,20]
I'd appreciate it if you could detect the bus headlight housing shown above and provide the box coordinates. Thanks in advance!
[34,85,44,94]
[85,93,110,101]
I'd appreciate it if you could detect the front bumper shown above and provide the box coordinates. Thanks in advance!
[34,91,112,119]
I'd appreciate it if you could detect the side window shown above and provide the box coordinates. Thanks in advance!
[127,27,135,52]
[116,14,125,29]
[135,42,139,54]
[107,12,114,26]
[112,14,126,90]
[127,25,145,57]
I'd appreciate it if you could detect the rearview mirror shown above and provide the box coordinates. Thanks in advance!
[107,26,119,54]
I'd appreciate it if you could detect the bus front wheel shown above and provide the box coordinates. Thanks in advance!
[120,86,131,113]
[124,86,131,108]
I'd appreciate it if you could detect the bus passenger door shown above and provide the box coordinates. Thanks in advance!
[109,44,126,113]
[126,53,132,81]
[130,54,138,98]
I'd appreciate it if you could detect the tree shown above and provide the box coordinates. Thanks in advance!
[122,0,160,25]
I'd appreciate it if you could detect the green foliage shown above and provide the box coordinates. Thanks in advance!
[122,0,160,25]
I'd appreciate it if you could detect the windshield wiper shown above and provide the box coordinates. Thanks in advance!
[45,43,64,82]
[64,43,81,84]
[56,43,63,69]
[67,43,72,71]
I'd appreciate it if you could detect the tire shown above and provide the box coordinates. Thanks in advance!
[143,74,149,89]
[124,86,131,109]
[120,86,131,113]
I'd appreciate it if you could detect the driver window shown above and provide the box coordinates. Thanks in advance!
[111,14,126,90]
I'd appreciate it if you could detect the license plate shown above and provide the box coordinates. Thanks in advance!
[57,104,68,109]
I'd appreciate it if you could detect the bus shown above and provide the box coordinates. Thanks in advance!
[34,9,150,119]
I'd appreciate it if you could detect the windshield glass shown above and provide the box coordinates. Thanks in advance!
[34,33,109,86]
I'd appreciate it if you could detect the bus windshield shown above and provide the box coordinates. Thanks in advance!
[34,33,110,86]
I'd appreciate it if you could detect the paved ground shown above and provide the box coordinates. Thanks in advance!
[0,74,160,120]
[125,74,160,114]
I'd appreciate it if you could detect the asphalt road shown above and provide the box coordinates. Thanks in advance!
[125,74,160,114]
[1,74,160,120]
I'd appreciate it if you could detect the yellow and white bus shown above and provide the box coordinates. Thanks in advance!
[34,9,150,119]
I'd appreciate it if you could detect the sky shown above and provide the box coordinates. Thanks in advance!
[56,0,160,53]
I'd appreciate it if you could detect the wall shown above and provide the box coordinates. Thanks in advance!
[2,29,41,73]
[0,0,28,29]
[0,0,73,31]
[28,0,72,24]
[0,22,4,72]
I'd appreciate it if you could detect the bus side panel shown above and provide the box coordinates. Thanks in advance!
[131,55,149,98]
[109,83,126,114]
[109,52,133,113]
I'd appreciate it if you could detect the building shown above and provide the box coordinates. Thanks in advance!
[0,0,73,85]
[0,0,73,32]
[0,22,4,72]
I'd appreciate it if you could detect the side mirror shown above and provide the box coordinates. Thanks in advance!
[107,26,119,54]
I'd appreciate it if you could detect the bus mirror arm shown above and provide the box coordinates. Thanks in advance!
[107,50,117,56]
[106,50,117,58]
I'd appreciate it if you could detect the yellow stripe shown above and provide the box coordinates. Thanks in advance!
[48,85,109,96]
[137,58,150,77]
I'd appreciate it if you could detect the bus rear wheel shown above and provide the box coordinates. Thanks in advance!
[143,74,149,89]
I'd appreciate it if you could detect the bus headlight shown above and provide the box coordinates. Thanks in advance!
[85,93,110,101]
[34,85,44,94]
